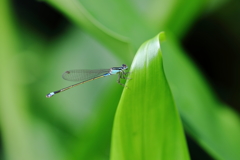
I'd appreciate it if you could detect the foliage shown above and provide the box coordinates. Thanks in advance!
[0,0,239,160]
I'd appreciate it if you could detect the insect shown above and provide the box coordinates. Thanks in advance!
[46,64,128,98]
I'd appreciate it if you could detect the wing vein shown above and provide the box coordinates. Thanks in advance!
[62,69,110,81]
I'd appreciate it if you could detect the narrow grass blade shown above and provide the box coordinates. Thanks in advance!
[0,1,36,160]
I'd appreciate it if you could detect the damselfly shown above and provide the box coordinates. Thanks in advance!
[46,64,128,98]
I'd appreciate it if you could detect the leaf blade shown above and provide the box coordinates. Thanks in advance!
[110,32,190,160]
[46,0,133,62]
[162,32,240,160]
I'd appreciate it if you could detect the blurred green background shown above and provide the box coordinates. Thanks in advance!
[1,0,240,160]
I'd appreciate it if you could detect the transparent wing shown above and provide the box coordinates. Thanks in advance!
[62,69,110,81]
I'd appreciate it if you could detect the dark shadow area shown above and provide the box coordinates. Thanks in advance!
[186,134,214,160]
[182,1,240,113]
[12,0,70,40]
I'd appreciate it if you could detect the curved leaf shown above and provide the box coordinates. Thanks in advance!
[46,0,133,62]
[162,32,240,160]
[110,32,190,160]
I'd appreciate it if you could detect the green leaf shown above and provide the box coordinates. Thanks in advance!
[0,1,36,160]
[46,0,133,63]
[161,32,240,160]
[46,0,210,52]
[110,32,190,160]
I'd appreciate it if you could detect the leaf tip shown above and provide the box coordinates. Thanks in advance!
[159,31,166,42]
